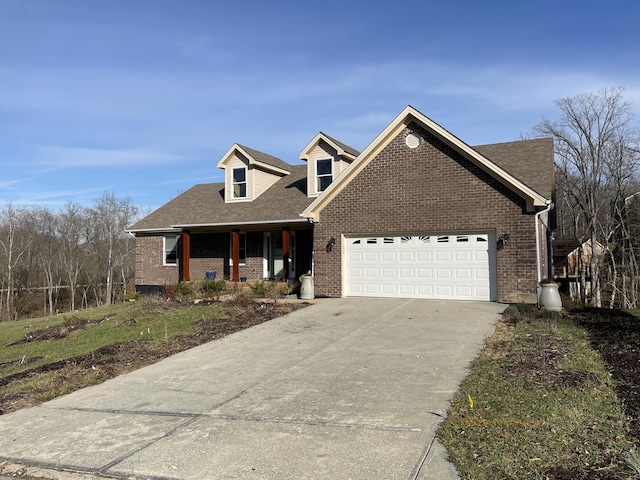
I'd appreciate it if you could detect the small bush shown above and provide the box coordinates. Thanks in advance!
[248,280,268,296]
[265,282,290,304]
[228,289,255,308]
[199,279,227,301]
[125,291,141,301]
[176,282,192,296]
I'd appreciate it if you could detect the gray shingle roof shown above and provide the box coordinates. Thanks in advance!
[129,165,311,231]
[130,137,554,233]
[473,137,554,199]
[237,144,292,173]
[319,132,361,158]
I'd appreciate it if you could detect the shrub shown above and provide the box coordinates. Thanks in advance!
[265,281,291,304]
[199,279,227,300]
[125,291,141,301]
[248,280,268,296]
[176,282,192,296]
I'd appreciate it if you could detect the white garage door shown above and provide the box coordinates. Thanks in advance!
[345,233,494,301]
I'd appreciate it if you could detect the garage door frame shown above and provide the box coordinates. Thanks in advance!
[342,231,497,301]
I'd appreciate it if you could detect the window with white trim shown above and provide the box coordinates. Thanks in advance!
[164,235,177,265]
[232,167,247,198]
[229,232,247,266]
[315,158,333,193]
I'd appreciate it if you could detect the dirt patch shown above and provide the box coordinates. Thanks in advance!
[5,314,115,346]
[572,307,640,440]
[503,330,599,391]
[0,300,307,415]
[541,467,624,480]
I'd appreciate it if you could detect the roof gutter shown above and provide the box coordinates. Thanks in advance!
[127,227,182,235]
[535,200,554,285]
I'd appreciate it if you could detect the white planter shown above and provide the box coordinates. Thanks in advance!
[300,276,314,300]
[539,282,562,311]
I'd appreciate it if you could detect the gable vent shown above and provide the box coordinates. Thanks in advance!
[405,133,421,148]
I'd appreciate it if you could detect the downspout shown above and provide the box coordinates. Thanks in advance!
[535,200,554,283]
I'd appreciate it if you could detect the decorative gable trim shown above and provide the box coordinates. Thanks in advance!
[302,106,549,221]
[299,132,359,162]
[217,144,291,175]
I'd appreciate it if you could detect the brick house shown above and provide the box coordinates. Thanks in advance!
[129,106,555,303]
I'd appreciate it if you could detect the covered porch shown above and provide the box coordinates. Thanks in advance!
[176,223,313,284]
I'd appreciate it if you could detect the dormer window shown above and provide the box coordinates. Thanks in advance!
[316,158,333,193]
[233,167,247,198]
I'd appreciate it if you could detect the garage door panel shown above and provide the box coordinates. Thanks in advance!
[398,252,415,262]
[364,268,379,279]
[381,284,398,294]
[455,286,473,297]
[416,268,433,279]
[436,269,452,279]
[346,233,494,301]
[435,251,451,261]
[364,252,380,262]
[349,252,364,262]
[398,285,415,295]
[399,268,414,279]
[455,268,472,279]
[416,252,432,262]
[416,285,434,296]
[455,251,471,262]
[380,252,396,262]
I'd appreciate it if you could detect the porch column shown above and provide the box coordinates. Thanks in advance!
[282,227,290,282]
[231,229,240,282]
[181,230,191,282]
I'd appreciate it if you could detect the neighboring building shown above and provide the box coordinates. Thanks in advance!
[128,106,555,303]
[553,238,605,299]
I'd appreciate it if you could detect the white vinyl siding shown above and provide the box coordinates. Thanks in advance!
[225,152,284,202]
[253,167,281,198]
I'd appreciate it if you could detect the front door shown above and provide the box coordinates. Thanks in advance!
[264,232,295,280]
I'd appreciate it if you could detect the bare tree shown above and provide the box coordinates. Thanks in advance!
[534,87,640,307]
[31,208,61,316]
[0,204,33,320]
[57,202,87,311]
[88,193,139,306]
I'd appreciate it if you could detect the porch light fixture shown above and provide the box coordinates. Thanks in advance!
[325,237,336,253]
[497,233,510,251]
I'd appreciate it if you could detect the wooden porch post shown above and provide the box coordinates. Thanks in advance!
[282,227,290,282]
[181,230,191,282]
[231,229,240,282]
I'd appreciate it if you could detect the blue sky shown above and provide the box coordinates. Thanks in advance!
[1,0,639,212]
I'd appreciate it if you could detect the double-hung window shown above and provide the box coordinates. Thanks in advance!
[164,235,177,265]
[232,167,247,198]
[315,158,333,193]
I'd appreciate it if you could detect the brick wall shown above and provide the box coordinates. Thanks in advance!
[135,236,180,286]
[313,123,543,303]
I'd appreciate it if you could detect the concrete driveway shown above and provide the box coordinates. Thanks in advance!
[0,298,504,480]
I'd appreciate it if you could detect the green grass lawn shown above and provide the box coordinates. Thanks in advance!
[437,305,640,479]
[0,297,226,398]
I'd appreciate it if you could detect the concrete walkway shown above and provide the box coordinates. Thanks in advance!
[0,298,504,480]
